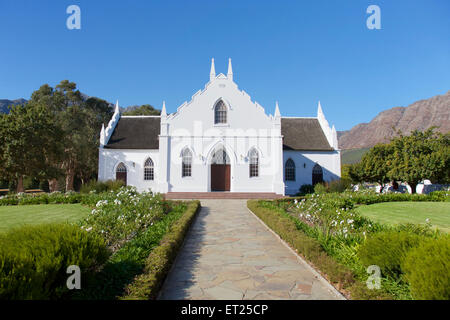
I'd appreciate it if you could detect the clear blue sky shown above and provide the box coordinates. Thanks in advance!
[0,0,449,131]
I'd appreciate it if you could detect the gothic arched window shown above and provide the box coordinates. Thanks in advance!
[116,162,127,185]
[214,100,227,124]
[249,149,259,178]
[182,149,192,177]
[285,159,295,181]
[312,164,323,185]
[144,157,154,181]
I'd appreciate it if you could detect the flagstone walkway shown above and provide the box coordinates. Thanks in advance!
[158,199,344,300]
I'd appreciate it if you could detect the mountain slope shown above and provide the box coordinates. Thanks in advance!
[0,99,27,114]
[338,91,450,150]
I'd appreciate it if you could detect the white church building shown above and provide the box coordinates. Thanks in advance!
[98,59,341,196]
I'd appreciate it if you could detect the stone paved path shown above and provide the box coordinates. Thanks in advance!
[158,200,344,300]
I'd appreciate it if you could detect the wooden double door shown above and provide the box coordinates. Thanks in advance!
[211,164,231,191]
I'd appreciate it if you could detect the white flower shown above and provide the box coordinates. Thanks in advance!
[86,227,92,232]
[425,218,430,223]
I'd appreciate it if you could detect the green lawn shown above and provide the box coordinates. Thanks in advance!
[356,202,450,233]
[0,204,90,233]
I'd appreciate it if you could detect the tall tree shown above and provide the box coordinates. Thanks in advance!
[27,81,113,191]
[388,129,449,193]
[0,103,62,192]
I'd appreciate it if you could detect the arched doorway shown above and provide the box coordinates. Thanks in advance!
[312,164,323,185]
[116,162,127,186]
[210,147,231,191]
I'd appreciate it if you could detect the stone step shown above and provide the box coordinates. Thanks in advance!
[164,192,285,200]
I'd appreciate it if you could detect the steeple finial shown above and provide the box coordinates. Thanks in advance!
[317,100,323,117]
[161,101,167,117]
[227,58,233,81]
[210,58,216,81]
[275,101,281,118]
[100,123,105,146]
[115,100,120,115]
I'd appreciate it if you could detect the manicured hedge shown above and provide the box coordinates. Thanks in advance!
[0,224,110,300]
[122,201,201,300]
[247,200,391,300]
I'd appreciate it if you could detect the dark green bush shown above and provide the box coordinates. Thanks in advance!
[328,179,352,193]
[0,224,110,300]
[402,237,450,300]
[80,180,125,194]
[358,231,424,279]
[314,183,328,194]
[298,184,314,196]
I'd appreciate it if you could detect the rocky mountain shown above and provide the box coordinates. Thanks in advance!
[0,99,27,114]
[338,90,450,150]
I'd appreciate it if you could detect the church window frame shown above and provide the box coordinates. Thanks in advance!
[214,100,227,124]
[182,148,193,178]
[249,148,259,178]
[144,157,154,181]
[285,158,296,181]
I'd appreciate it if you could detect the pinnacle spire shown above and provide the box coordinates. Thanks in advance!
[161,101,167,117]
[100,123,105,146]
[275,101,281,118]
[317,101,323,117]
[115,100,120,114]
[227,58,233,81]
[210,58,216,81]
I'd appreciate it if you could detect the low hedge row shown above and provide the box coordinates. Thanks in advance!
[247,200,392,300]
[122,201,201,300]
[275,190,448,207]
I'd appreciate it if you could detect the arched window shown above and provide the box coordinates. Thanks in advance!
[116,162,127,185]
[285,159,295,181]
[116,162,127,173]
[312,164,323,185]
[249,149,259,178]
[144,157,154,181]
[214,100,227,124]
[182,149,192,177]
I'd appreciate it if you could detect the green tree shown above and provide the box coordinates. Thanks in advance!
[27,81,113,191]
[388,129,449,193]
[0,103,62,192]
[352,143,392,186]
[122,104,160,116]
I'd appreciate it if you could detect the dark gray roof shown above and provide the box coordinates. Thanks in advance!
[104,117,160,149]
[281,118,333,151]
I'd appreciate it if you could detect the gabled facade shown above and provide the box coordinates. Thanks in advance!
[98,59,341,196]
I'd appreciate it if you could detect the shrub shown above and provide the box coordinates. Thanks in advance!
[328,179,352,193]
[80,180,125,194]
[0,223,110,300]
[314,183,328,194]
[298,184,314,196]
[358,231,424,279]
[402,237,450,300]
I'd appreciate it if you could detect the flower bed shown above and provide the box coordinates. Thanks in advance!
[251,190,450,300]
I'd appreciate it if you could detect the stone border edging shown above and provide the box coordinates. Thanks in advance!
[246,206,346,300]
